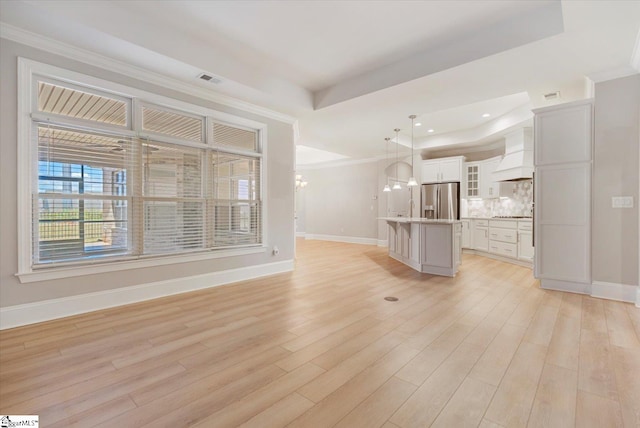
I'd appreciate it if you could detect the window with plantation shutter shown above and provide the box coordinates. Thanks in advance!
[141,104,204,143]
[213,122,258,152]
[25,70,264,272]
[37,78,129,127]
[212,152,261,246]
[142,142,205,254]
[36,125,133,264]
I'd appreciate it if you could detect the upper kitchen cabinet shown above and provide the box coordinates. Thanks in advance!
[534,100,593,165]
[463,156,515,199]
[465,162,480,197]
[422,156,465,183]
[480,156,501,198]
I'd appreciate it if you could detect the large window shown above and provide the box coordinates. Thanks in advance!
[26,70,264,270]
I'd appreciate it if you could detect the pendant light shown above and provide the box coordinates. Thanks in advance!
[383,137,391,192]
[392,128,402,190]
[407,115,418,187]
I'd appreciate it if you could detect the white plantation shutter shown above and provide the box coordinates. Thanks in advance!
[141,141,206,254]
[141,104,205,143]
[30,76,263,268]
[35,124,136,264]
[212,152,261,246]
[37,79,129,127]
[212,122,258,152]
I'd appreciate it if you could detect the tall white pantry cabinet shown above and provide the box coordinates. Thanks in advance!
[533,99,592,293]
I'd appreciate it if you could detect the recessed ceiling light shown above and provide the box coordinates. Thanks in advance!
[427,129,434,133]
[415,122,422,127]
[482,113,491,118]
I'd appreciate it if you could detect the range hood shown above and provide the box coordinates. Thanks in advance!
[492,128,534,182]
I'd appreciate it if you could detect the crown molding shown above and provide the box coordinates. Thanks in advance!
[0,23,297,125]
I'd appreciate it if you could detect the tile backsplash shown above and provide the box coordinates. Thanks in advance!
[462,179,533,218]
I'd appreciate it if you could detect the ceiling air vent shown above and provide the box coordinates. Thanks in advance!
[543,91,560,101]
[198,73,222,84]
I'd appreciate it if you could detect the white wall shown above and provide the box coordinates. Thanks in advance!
[593,74,640,287]
[0,38,295,309]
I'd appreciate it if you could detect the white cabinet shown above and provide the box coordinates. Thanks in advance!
[422,156,464,183]
[384,219,462,277]
[463,157,515,199]
[518,220,534,262]
[533,99,592,287]
[465,163,480,198]
[389,222,412,261]
[461,219,471,248]
[480,157,501,198]
[489,219,517,258]
[472,219,489,252]
[421,224,453,268]
[535,101,593,165]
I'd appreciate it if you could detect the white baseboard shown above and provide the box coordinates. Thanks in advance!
[0,260,294,330]
[304,234,378,246]
[637,287,640,308]
[591,281,638,304]
[377,240,388,247]
[295,232,306,238]
[540,278,592,295]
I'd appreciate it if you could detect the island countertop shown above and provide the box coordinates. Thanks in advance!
[378,217,461,224]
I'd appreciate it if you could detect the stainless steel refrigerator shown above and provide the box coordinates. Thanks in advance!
[421,182,460,220]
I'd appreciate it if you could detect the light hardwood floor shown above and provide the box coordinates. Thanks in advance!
[1,239,639,427]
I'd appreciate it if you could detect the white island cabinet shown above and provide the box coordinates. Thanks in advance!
[382,218,462,277]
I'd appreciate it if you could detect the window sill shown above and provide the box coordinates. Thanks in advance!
[16,246,267,283]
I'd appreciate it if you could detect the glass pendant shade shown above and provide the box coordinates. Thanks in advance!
[392,182,402,190]
[407,176,418,187]
[383,184,391,192]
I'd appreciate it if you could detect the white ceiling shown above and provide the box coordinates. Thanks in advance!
[2,0,639,165]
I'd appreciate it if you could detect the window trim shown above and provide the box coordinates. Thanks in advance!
[17,58,269,283]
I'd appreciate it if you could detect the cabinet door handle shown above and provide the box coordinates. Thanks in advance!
[505,248,512,252]
[505,235,512,239]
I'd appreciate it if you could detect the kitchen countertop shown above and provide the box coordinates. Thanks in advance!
[462,217,532,221]
[379,217,461,224]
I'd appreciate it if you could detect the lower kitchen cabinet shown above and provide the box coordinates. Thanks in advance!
[518,220,534,262]
[461,219,471,248]
[462,218,533,267]
[472,219,489,252]
[489,220,518,258]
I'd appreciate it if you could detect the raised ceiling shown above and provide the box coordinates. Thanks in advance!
[2,1,639,164]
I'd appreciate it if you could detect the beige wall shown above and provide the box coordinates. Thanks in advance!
[299,162,380,240]
[593,74,640,286]
[0,38,295,307]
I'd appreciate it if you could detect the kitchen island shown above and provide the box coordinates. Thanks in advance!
[380,217,462,277]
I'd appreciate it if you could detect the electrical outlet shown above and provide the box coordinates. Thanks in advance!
[272,246,279,256]
[612,196,634,208]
